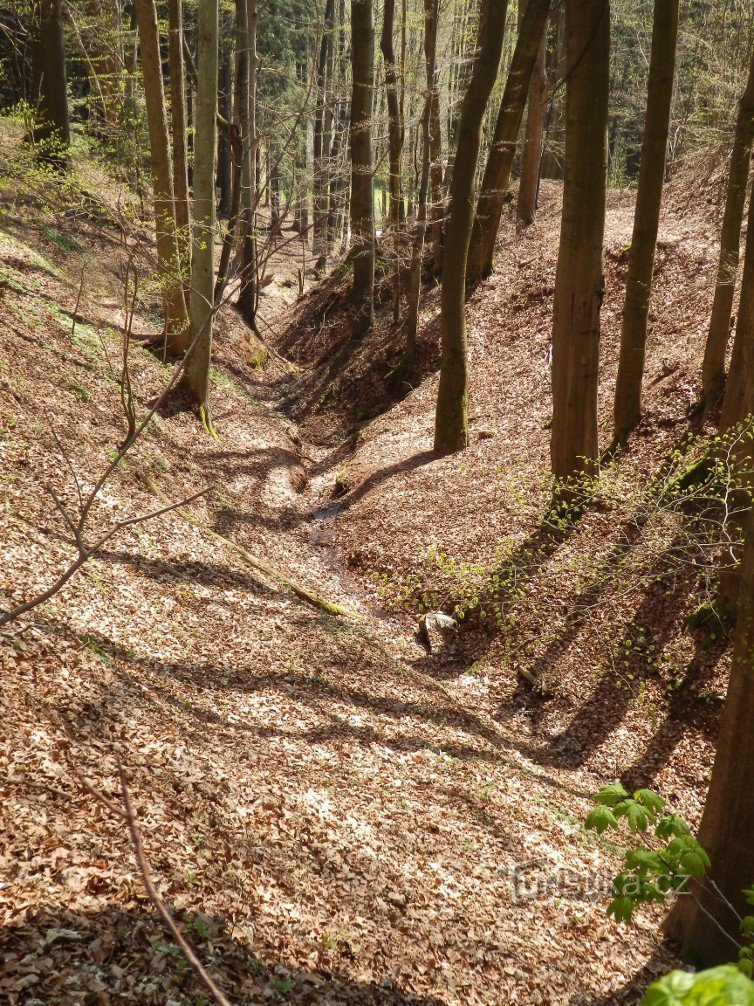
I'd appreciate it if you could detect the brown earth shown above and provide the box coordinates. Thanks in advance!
[0,124,734,1006]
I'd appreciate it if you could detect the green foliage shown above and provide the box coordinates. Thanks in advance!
[585,785,709,923]
[641,966,754,1006]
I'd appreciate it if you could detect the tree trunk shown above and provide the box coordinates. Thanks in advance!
[434,0,509,455]
[380,0,403,227]
[237,0,259,327]
[663,503,754,966]
[167,0,191,304]
[405,0,437,359]
[182,0,219,424]
[217,40,233,217]
[517,11,548,226]
[313,0,335,269]
[30,0,70,166]
[613,0,680,445]
[550,0,609,482]
[425,0,443,274]
[702,46,754,414]
[134,0,190,352]
[466,0,551,287]
[349,0,375,338]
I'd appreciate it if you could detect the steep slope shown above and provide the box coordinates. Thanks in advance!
[0,124,718,1006]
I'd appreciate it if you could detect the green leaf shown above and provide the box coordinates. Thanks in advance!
[656,814,692,840]
[586,805,619,834]
[641,965,754,1005]
[593,782,629,808]
[679,850,708,878]
[634,789,666,817]
[607,896,634,923]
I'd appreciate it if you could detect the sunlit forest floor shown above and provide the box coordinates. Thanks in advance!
[0,126,730,1003]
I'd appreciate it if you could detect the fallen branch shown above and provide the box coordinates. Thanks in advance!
[81,764,234,1006]
[140,473,351,618]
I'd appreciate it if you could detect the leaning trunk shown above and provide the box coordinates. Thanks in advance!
[550,0,609,482]
[134,0,190,351]
[702,46,754,414]
[466,0,551,287]
[613,0,680,445]
[663,503,754,966]
[434,0,509,455]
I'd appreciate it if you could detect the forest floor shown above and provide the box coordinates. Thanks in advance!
[0,125,733,1005]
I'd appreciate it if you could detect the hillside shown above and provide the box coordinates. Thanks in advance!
[0,126,731,1005]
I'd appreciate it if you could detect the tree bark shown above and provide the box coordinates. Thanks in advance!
[663,503,754,966]
[134,0,190,352]
[434,0,509,455]
[466,0,551,287]
[405,0,437,359]
[702,46,754,414]
[349,0,375,338]
[237,0,259,327]
[613,0,680,445]
[182,0,219,422]
[550,0,609,482]
[517,11,548,226]
[380,0,404,227]
[167,0,191,297]
[30,0,70,166]
[313,0,335,269]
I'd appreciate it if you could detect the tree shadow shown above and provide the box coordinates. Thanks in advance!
[0,903,446,1004]
[568,955,673,1004]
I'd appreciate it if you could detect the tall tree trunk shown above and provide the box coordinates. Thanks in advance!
[702,46,754,414]
[313,0,335,270]
[182,0,218,425]
[425,0,443,274]
[405,0,437,359]
[466,0,551,287]
[517,11,548,226]
[380,0,403,227]
[349,0,375,338]
[134,0,190,352]
[434,0,509,455]
[613,0,680,445]
[30,0,70,166]
[237,0,259,327]
[217,40,233,217]
[167,0,191,299]
[381,0,405,322]
[550,0,609,482]
[663,503,754,966]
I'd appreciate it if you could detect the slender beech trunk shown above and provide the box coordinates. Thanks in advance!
[237,0,259,327]
[466,0,550,287]
[425,0,443,274]
[215,0,248,302]
[613,0,679,445]
[702,46,754,413]
[217,43,233,217]
[550,0,609,482]
[434,0,509,455]
[380,0,403,226]
[182,0,219,424]
[381,0,405,322]
[30,0,70,165]
[313,0,335,269]
[349,0,375,338]
[167,0,191,302]
[517,11,548,226]
[134,0,190,351]
[663,503,754,966]
[405,0,437,358]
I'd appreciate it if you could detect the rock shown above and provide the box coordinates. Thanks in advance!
[418,611,458,653]
[476,428,495,441]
